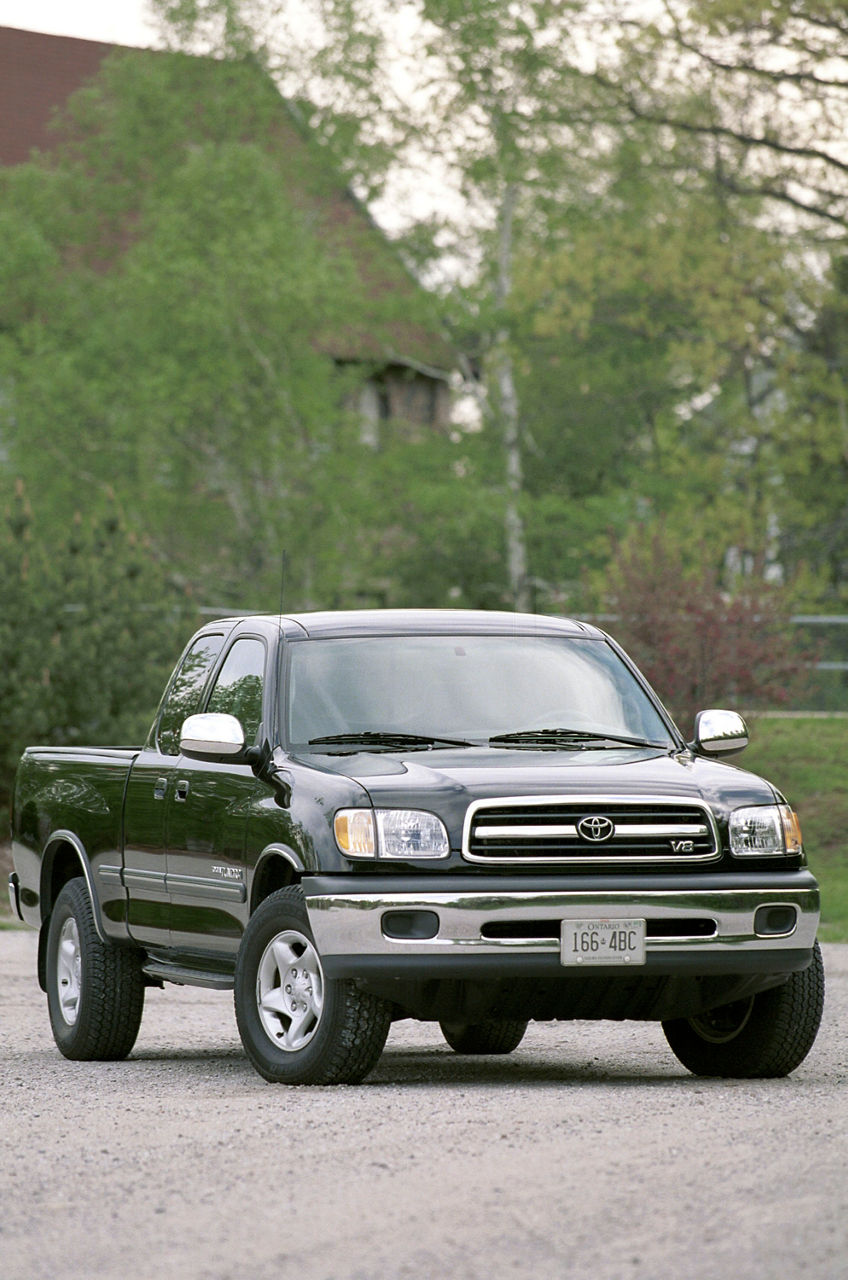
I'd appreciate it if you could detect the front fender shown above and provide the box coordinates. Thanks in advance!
[249,842,307,913]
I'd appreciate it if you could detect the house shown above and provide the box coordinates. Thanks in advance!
[0,24,455,433]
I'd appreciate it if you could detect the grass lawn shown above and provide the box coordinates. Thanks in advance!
[2,716,844,939]
[741,715,848,942]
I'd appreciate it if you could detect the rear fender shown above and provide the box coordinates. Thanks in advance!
[39,830,105,940]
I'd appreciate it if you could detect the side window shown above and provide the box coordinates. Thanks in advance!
[206,637,266,744]
[157,634,225,756]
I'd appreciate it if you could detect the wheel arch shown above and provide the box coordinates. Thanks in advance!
[38,832,105,989]
[250,844,304,914]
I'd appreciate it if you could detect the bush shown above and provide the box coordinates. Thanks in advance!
[0,481,194,816]
[599,529,813,735]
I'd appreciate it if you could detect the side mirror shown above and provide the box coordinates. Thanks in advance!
[691,709,749,756]
[180,712,246,760]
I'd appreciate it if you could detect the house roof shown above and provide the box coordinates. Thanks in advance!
[0,26,112,165]
[0,24,454,375]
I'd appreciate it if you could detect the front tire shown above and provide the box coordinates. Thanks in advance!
[234,887,392,1085]
[439,1018,528,1055]
[46,877,145,1060]
[662,942,825,1078]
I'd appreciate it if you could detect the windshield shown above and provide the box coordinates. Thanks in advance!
[286,634,674,749]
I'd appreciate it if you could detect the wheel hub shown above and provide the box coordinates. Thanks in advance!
[256,929,325,1053]
[286,966,313,1010]
[57,917,82,1027]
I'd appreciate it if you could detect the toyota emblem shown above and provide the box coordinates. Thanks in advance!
[577,815,615,842]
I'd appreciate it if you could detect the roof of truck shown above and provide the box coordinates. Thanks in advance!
[207,609,603,641]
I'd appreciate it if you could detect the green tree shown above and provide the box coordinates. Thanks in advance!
[0,52,371,607]
[591,0,848,236]
[7,3,842,623]
[155,0,627,610]
[510,128,823,603]
[1,47,469,612]
[772,256,848,602]
[151,0,848,614]
[0,482,190,815]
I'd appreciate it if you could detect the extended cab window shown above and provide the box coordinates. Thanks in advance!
[206,637,266,743]
[158,633,224,756]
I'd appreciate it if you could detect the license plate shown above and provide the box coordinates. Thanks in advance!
[561,919,646,966]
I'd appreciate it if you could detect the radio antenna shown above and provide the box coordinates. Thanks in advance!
[276,549,288,706]
[278,549,288,620]
[274,549,288,750]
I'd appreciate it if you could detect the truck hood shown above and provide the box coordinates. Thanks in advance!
[314,744,780,836]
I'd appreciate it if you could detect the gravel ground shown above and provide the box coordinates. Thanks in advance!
[2,929,846,1280]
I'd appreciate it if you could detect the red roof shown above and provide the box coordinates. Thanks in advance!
[0,26,114,165]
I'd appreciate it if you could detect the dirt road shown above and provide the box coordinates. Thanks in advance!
[2,929,846,1280]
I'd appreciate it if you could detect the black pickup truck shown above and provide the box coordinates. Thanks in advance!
[9,609,823,1084]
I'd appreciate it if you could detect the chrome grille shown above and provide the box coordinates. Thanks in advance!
[462,795,720,866]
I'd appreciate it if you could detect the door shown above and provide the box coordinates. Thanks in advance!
[123,631,224,947]
[165,635,268,957]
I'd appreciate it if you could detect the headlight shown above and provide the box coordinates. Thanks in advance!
[334,809,450,859]
[729,805,803,858]
[333,809,377,856]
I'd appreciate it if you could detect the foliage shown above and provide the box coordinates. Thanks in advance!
[0,48,450,611]
[4,1,848,652]
[200,0,848,612]
[505,126,826,607]
[0,482,191,815]
[771,256,848,603]
[591,0,848,236]
[594,526,813,735]
[151,1,633,608]
[131,3,848,619]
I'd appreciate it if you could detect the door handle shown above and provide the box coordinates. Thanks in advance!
[175,779,190,802]
[153,777,168,801]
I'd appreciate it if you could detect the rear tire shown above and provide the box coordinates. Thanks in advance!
[439,1018,528,1055]
[234,886,392,1085]
[662,942,825,1078]
[46,877,145,1060]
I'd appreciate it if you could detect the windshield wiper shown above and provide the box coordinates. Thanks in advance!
[488,728,667,750]
[306,731,474,754]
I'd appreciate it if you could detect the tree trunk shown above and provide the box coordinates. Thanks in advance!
[494,183,530,613]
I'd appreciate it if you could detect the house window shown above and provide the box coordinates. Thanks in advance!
[359,379,391,447]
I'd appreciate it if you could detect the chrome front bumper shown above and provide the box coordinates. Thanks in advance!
[303,871,820,978]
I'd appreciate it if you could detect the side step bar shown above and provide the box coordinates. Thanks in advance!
[142,960,234,990]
